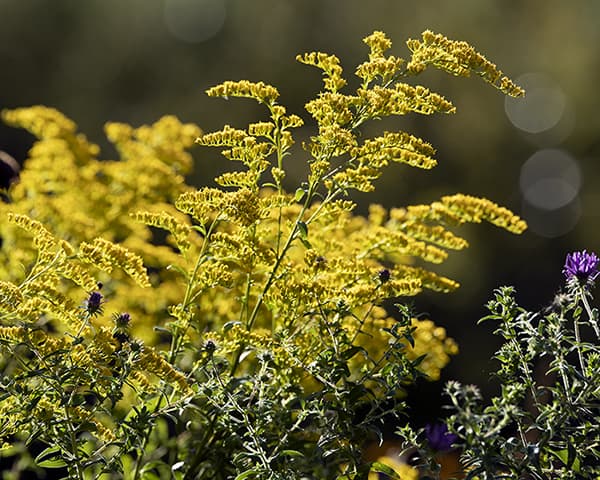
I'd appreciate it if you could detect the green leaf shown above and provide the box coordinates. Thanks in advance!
[341,345,367,360]
[223,321,242,332]
[153,326,172,335]
[281,449,304,458]
[36,445,67,469]
[37,458,68,468]
[235,469,261,480]
[294,188,306,202]
[35,445,61,464]
[297,220,308,238]
[296,221,312,247]
[165,264,188,278]
[141,473,160,480]
[370,461,401,479]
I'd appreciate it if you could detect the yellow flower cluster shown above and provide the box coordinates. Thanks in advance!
[405,319,459,381]
[135,345,191,394]
[79,238,151,288]
[296,52,347,92]
[2,105,100,162]
[407,30,525,97]
[206,80,280,105]
[392,194,527,235]
[0,106,202,341]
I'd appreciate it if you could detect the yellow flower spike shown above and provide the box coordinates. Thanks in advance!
[0,328,68,358]
[93,326,120,358]
[106,115,200,175]
[7,213,59,254]
[0,280,24,310]
[368,204,387,227]
[403,318,459,380]
[394,83,456,115]
[355,56,405,85]
[269,105,287,121]
[131,210,192,253]
[280,114,304,130]
[2,105,77,138]
[296,51,347,92]
[440,194,527,234]
[135,345,191,394]
[305,92,356,127]
[407,30,525,97]
[104,122,134,144]
[206,80,280,105]
[248,121,275,138]
[314,124,357,157]
[401,222,469,251]
[2,106,100,161]
[363,31,393,59]
[394,265,460,293]
[78,238,151,288]
[196,125,249,147]
[56,261,98,291]
[352,131,437,170]
[215,170,262,189]
[70,407,117,443]
[0,326,27,342]
[221,140,275,168]
[379,277,422,298]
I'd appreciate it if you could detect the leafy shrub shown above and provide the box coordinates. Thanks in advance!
[444,251,600,479]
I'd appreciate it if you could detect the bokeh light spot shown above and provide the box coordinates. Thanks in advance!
[520,149,581,210]
[164,0,226,43]
[521,199,581,238]
[505,73,566,134]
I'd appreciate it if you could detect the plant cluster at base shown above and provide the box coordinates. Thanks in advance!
[426,251,600,479]
[0,30,525,479]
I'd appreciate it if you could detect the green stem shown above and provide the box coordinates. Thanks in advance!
[579,286,600,337]
[64,407,85,480]
[229,181,317,376]
[168,219,220,364]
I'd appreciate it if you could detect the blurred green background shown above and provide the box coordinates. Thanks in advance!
[1,0,599,413]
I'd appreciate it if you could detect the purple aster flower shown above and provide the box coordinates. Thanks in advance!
[563,250,600,283]
[86,291,103,315]
[425,422,458,452]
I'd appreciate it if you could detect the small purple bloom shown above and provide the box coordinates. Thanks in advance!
[425,422,458,452]
[563,250,600,283]
[86,291,103,315]
[115,312,131,328]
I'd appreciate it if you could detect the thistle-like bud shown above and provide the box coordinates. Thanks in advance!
[86,291,103,316]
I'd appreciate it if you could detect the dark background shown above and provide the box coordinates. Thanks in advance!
[2,0,599,421]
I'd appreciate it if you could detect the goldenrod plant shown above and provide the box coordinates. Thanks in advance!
[0,31,525,479]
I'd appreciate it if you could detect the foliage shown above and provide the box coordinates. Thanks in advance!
[443,253,600,479]
[0,30,524,479]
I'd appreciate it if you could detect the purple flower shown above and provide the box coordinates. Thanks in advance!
[563,250,600,283]
[425,422,458,452]
[86,291,103,315]
[115,312,131,328]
